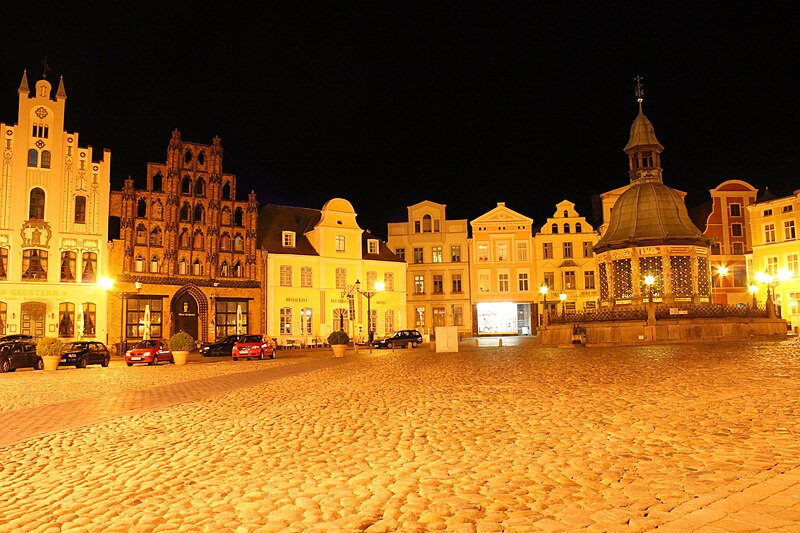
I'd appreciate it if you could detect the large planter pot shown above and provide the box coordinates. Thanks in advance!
[42,355,62,371]
[331,344,346,357]
[172,351,189,365]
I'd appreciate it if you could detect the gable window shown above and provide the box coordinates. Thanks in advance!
[222,182,231,200]
[551,223,558,234]
[74,196,87,224]
[575,222,582,233]
[234,207,244,227]
[283,231,296,248]
[29,188,45,219]
[22,249,47,280]
[368,239,379,254]
[564,223,571,233]
[335,235,346,252]
[137,198,147,218]
[422,214,432,233]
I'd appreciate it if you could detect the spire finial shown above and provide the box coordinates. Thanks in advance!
[42,57,50,79]
[634,74,644,112]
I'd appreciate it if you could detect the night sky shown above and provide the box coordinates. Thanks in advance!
[2,3,799,238]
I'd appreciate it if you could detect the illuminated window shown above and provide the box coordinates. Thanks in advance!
[233,261,242,278]
[192,259,202,275]
[432,246,443,263]
[516,242,528,261]
[414,275,425,294]
[477,244,488,262]
[134,255,144,272]
[179,258,187,275]
[149,256,159,273]
[283,231,296,248]
[58,302,75,337]
[366,271,377,290]
[788,254,799,277]
[280,307,292,334]
[233,234,244,252]
[451,245,461,262]
[415,307,425,327]
[300,307,313,335]
[496,243,508,261]
[368,239,379,254]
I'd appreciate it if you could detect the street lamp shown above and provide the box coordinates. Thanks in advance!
[644,274,655,303]
[748,282,759,309]
[99,278,142,355]
[357,281,384,344]
[559,292,567,318]
[340,280,360,332]
[539,284,549,326]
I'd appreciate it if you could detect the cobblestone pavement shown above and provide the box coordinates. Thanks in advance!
[2,339,800,532]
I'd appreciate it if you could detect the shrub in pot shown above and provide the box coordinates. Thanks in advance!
[37,336,64,371]
[169,331,196,365]
[327,330,349,357]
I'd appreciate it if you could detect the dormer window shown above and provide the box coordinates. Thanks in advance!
[283,231,296,248]
[368,239,379,254]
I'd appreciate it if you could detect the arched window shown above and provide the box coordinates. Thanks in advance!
[22,249,47,280]
[422,214,432,233]
[195,178,205,196]
[564,223,571,234]
[193,230,204,249]
[0,248,8,280]
[222,182,231,200]
[181,176,192,195]
[184,149,192,164]
[137,198,147,218]
[135,255,144,272]
[219,232,231,251]
[152,172,163,192]
[233,261,242,278]
[301,307,313,335]
[234,207,243,227]
[150,256,159,273]
[82,303,97,335]
[60,251,76,282]
[193,204,205,223]
[28,149,38,167]
[551,223,558,234]
[192,259,202,275]
[220,261,229,277]
[233,234,244,252]
[136,224,147,245]
[151,200,163,220]
[149,227,163,246]
[81,252,97,283]
[575,222,582,233]
[41,150,51,168]
[221,207,232,226]
[563,210,568,217]
[197,151,205,165]
[179,258,187,275]
[179,228,190,248]
[179,202,191,221]
[29,188,45,219]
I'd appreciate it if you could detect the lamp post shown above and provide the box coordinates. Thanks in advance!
[713,266,728,305]
[539,284,549,327]
[748,282,759,310]
[644,274,655,303]
[340,280,360,332]
[559,292,567,319]
[357,281,384,344]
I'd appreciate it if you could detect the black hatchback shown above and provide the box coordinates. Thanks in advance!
[200,334,246,357]
[0,340,43,372]
[372,329,424,349]
[60,341,111,368]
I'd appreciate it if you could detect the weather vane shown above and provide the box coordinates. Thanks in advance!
[634,74,644,103]
[42,57,50,79]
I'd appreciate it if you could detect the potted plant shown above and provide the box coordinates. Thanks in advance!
[327,330,349,357]
[37,336,64,371]
[169,331,196,366]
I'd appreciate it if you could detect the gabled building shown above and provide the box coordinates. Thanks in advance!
[386,200,472,340]
[469,202,536,335]
[533,200,599,320]
[259,198,406,345]
[108,130,261,350]
[0,69,111,341]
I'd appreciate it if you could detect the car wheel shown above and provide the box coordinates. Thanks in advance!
[127,363,133,366]
[102,356,109,367]
[77,356,88,369]
[411,341,418,348]
[34,358,44,371]
[386,341,394,349]
[150,356,159,366]
[0,359,9,373]
[270,351,276,359]
[259,349,265,360]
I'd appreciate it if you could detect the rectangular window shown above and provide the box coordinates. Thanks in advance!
[767,256,778,275]
[516,242,528,261]
[0,248,7,280]
[583,241,593,258]
[788,254,799,277]
[384,309,395,335]
[433,307,446,327]
[414,275,425,294]
[584,270,596,289]
[335,267,346,290]
[733,242,744,255]
[415,307,425,327]
[279,265,292,287]
[366,271,377,290]
[764,209,773,216]
[544,272,555,289]
[282,231,295,247]
[414,220,421,234]
[451,245,461,262]
[477,244,489,262]
[432,246,443,263]
[496,243,508,261]
[60,251,76,282]
[543,243,553,259]
[279,307,293,334]
[384,272,394,291]
[452,305,463,326]
[368,239,379,254]
[479,273,490,292]
[732,223,743,237]
[518,272,529,291]
[81,252,97,283]
[784,205,794,213]
[22,249,48,280]
[765,223,776,243]
[433,274,443,294]
[301,266,312,288]
[564,270,576,289]
[335,235,346,252]
[414,248,424,264]
[498,273,509,292]
[74,196,86,224]
[785,220,796,240]
[395,248,405,261]
[452,273,462,293]
[127,297,164,340]
[729,203,741,217]
[563,242,573,258]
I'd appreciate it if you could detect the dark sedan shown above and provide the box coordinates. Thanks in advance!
[0,340,44,372]
[371,329,424,349]
[200,334,246,357]
[60,341,111,368]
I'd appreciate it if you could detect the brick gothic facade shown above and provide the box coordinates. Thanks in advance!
[108,130,262,351]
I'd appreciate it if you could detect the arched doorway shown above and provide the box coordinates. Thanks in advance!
[21,301,46,338]
[172,292,199,341]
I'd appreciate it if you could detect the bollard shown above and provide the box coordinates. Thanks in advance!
[475,339,479,347]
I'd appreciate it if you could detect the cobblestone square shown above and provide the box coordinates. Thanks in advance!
[1,338,800,532]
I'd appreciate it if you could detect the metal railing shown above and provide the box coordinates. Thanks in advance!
[548,303,767,324]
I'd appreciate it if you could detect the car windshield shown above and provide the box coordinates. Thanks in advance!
[134,340,159,349]
[63,342,88,350]
[241,335,262,343]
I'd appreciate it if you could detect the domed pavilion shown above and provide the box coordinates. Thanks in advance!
[594,80,712,306]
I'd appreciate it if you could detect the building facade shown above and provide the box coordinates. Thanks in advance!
[0,70,111,342]
[386,200,472,340]
[259,198,407,345]
[108,130,261,351]
[469,202,536,335]
[533,200,599,321]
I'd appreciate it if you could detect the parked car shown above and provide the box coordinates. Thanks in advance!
[371,329,424,349]
[61,341,111,368]
[232,335,276,361]
[0,340,43,372]
[0,334,34,343]
[200,334,246,357]
[125,339,173,366]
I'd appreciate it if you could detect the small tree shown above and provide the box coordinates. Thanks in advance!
[169,331,196,352]
[327,330,349,346]
[36,336,63,358]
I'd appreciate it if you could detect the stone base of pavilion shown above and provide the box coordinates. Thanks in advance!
[538,316,788,347]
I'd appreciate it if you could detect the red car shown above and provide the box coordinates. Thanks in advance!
[125,339,174,366]
[232,335,276,361]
